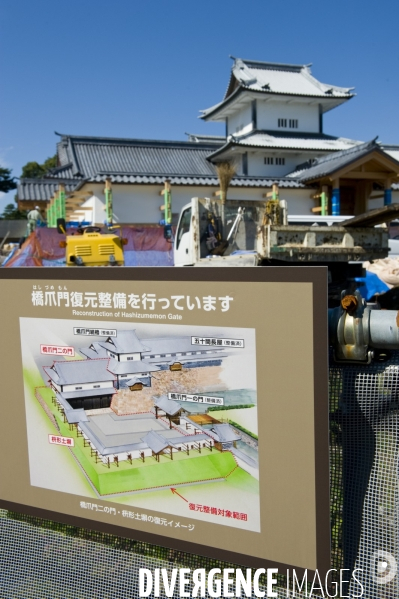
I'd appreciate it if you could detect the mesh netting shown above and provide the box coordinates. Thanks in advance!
[1,353,399,598]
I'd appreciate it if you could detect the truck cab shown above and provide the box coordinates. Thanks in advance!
[174,203,195,266]
[174,198,263,267]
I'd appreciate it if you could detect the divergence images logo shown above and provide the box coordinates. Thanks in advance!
[372,551,397,585]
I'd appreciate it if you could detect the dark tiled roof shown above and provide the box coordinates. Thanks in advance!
[291,139,399,182]
[55,134,220,178]
[86,173,305,188]
[17,178,82,201]
[46,163,77,179]
[18,133,308,196]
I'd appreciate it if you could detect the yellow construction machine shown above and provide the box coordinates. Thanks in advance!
[57,220,127,266]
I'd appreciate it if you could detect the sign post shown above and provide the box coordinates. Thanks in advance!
[0,267,330,576]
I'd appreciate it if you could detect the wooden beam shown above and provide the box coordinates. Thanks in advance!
[330,150,399,180]
[66,201,85,207]
[66,191,93,198]
[66,193,90,200]
[311,206,323,213]
[342,171,396,180]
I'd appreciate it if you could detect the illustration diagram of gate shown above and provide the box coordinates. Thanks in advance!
[1,354,398,599]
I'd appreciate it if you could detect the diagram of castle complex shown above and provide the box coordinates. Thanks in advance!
[20,319,260,531]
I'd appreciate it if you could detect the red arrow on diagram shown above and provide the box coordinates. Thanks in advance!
[170,487,188,502]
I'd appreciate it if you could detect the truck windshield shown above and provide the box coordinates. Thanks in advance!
[176,207,191,249]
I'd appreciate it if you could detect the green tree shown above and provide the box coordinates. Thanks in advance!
[0,166,17,193]
[0,201,27,220]
[21,155,57,179]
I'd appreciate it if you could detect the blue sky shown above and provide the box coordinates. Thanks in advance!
[1,0,398,211]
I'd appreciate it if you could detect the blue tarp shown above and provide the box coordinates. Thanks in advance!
[355,271,390,300]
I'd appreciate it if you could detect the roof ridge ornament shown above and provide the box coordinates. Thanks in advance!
[233,58,257,87]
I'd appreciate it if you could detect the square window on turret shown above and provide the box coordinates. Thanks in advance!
[264,157,274,165]
[289,119,298,128]
[278,119,287,128]
[276,158,285,166]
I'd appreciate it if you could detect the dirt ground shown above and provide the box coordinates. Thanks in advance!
[111,365,223,415]
[190,414,220,425]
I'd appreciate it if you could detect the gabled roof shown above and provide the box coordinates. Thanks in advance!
[79,342,108,360]
[154,395,182,416]
[55,133,220,179]
[289,139,399,182]
[201,57,354,120]
[125,376,147,387]
[46,163,77,179]
[141,430,173,454]
[99,330,150,354]
[207,130,361,161]
[212,424,241,443]
[44,359,115,385]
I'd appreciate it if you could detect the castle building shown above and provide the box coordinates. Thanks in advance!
[17,58,399,222]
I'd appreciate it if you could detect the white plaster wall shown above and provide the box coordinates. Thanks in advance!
[63,381,114,392]
[117,371,150,378]
[248,152,302,177]
[118,353,141,362]
[101,448,152,462]
[257,100,320,133]
[366,191,399,212]
[77,182,315,224]
[107,349,141,361]
[227,104,253,136]
[73,195,107,225]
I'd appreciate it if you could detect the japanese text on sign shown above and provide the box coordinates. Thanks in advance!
[31,287,233,312]
[41,345,75,357]
[168,393,224,406]
[79,503,195,531]
[74,328,116,337]
[191,336,244,348]
[189,503,247,520]
[80,502,116,515]
[120,510,195,531]
[48,435,74,447]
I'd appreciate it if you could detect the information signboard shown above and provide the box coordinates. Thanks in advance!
[0,267,330,574]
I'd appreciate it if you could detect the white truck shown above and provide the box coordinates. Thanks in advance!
[173,197,396,269]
